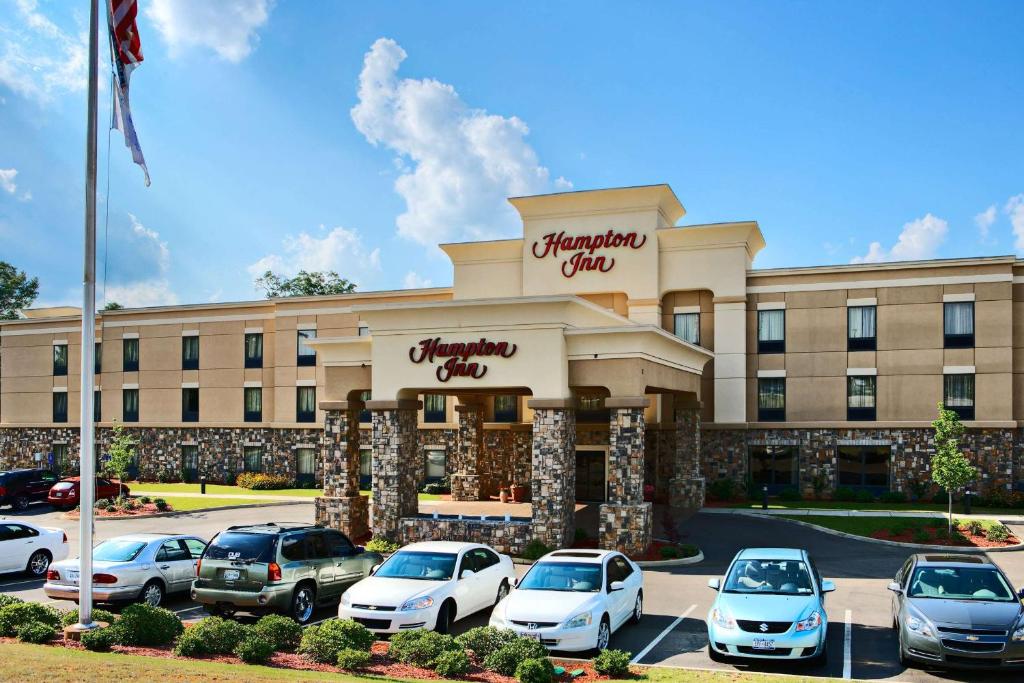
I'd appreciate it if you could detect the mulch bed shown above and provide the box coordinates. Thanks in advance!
[64,502,174,519]
[871,524,1019,547]
[570,536,697,562]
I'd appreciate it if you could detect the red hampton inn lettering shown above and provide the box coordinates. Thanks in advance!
[409,337,518,382]
[531,229,647,278]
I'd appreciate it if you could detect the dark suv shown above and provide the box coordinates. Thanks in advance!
[192,523,382,624]
[0,469,60,511]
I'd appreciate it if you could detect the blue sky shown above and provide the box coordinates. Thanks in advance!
[1,0,1022,308]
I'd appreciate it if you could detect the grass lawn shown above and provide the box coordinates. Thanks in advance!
[724,500,1014,515]
[131,483,444,501]
[157,495,277,511]
[0,641,840,683]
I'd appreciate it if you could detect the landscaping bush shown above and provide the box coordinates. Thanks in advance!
[61,608,117,628]
[236,472,293,490]
[777,487,802,502]
[707,478,736,501]
[593,649,633,677]
[15,621,56,644]
[455,626,519,660]
[522,539,551,561]
[117,603,183,647]
[855,489,876,503]
[832,487,857,502]
[388,629,460,667]
[365,538,400,554]
[434,649,471,677]
[659,545,680,559]
[879,491,907,504]
[298,619,374,664]
[962,519,984,536]
[105,504,117,513]
[94,498,110,509]
[908,480,929,502]
[0,594,24,610]
[253,613,303,652]
[912,529,931,544]
[483,637,549,676]
[679,543,699,558]
[931,489,949,505]
[173,616,248,656]
[139,495,152,504]
[235,633,276,665]
[154,498,169,511]
[987,524,1011,542]
[515,657,554,683]
[336,648,373,670]
[81,626,119,652]
[0,601,60,637]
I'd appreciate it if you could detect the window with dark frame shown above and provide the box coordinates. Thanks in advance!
[95,342,102,374]
[244,387,262,422]
[847,375,877,421]
[943,374,975,420]
[358,390,371,423]
[837,445,890,492]
[181,335,199,370]
[182,387,199,422]
[123,338,139,371]
[296,386,316,423]
[757,309,785,353]
[94,389,101,423]
[673,312,700,345]
[847,306,877,351]
[243,446,263,473]
[423,394,446,423]
[53,344,68,376]
[296,448,316,485]
[244,333,263,368]
[358,446,371,489]
[52,391,67,423]
[944,302,975,348]
[757,377,786,421]
[423,449,446,482]
[493,395,518,423]
[576,395,609,423]
[123,388,139,422]
[748,445,798,493]
[181,445,199,483]
[297,329,316,366]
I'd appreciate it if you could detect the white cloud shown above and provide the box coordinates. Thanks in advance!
[102,213,177,307]
[103,280,178,308]
[350,37,568,246]
[0,0,88,103]
[1005,194,1024,252]
[247,225,382,290]
[851,213,948,264]
[0,168,17,194]
[146,0,273,63]
[974,205,997,243]
[402,271,432,289]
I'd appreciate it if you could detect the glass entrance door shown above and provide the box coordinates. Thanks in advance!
[575,450,606,502]
[296,448,316,487]
[181,445,198,483]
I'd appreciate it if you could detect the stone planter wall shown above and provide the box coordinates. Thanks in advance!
[397,516,533,556]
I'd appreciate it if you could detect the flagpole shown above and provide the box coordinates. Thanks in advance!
[75,0,100,632]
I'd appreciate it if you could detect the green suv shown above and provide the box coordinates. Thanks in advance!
[192,523,382,624]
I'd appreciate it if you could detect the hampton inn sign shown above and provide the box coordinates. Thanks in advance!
[531,229,647,277]
[408,337,519,381]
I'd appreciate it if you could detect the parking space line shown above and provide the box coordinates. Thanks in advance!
[629,603,696,665]
[843,608,852,679]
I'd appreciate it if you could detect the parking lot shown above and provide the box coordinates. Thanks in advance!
[3,502,1024,681]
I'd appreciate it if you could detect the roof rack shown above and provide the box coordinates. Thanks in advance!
[225,522,321,533]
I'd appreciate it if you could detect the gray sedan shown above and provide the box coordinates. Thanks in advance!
[890,553,1024,669]
[44,533,206,607]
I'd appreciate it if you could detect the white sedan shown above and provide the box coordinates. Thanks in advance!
[490,549,643,652]
[0,518,69,578]
[339,541,516,634]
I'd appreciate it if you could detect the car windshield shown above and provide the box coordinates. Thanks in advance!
[93,540,147,562]
[204,532,276,563]
[374,552,457,581]
[723,559,814,595]
[908,566,1016,601]
[517,562,602,592]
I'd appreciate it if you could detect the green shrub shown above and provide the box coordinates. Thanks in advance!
[0,594,24,610]
[832,486,857,502]
[777,487,802,502]
[855,489,876,503]
[61,608,117,628]
[912,528,932,544]
[483,637,549,676]
[593,649,633,677]
[0,602,60,637]
[515,657,554,683]
[154,498,169,511]
[659,545,680,559]
[298,619,374,663]
[105,505,117,513]
[522,539,551,561]
[455,626,519,660]
[16,621,56,644]
[890,521,912,536]
[81,626,119,652]
[987,524,1011,542]
[139,495,152,504]
[879,491,907,504]
[931,489,949,505]
[116,603,183,646]
[434,649,471,677]
[336,647,373,670]
[236,472,293,490]
[707,478,736,501]
[679,543,699,558]
[364,538,400,554]
[253,614,303,651]
[388,629,460,667]
[236,633,276,664]
[173,617,249,656]
[95,498,110,509]
[962,519,984,536]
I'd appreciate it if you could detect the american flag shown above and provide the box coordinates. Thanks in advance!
[108,0,150,186]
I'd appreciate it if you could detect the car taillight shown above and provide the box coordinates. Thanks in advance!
[68,489,76,497]
[0,486,6,497]
[46,569,59,581]
[93,573,118,584]
[268,562,282,582]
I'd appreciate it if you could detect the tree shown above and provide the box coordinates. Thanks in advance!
[0,261,39,319]
[254,270,356,298]
[102,302,124,311]
[931,402,976,535]
[104,423,136,498]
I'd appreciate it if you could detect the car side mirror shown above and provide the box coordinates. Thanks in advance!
[609,580,625,592]
[512,577,519,588]
[708,578,721,591]
[370,563,381,576]
[1017,587,1024,600]
[460,569,475,579]
[821,580,836,593]
[887,581,902,593]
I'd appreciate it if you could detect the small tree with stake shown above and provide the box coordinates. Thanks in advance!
[931,402,976,535]
[104,422,136,499]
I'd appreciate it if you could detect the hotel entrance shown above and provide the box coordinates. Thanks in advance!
[575,446,607,502]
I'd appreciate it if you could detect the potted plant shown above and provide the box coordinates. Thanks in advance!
[499,486,509,504]
[509,482,524,502]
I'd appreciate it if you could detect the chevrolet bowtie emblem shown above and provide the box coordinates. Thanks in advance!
[966,635,979,641]
[759,623,769,632]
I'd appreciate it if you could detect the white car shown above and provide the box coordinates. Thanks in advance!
[490,549,643,652]
[0,518,69,578]
[339,541,516,634]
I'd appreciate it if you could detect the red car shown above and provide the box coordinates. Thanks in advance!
[47,477,130,509]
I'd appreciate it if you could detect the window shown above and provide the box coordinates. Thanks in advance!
[52,444,68,476]
[297,386,316,423]
[123,338,139,371]
[244,387,262,422]
[944,302,974,348]
[94,389,101,422]
[944,374,975,420]
[95,342,102,374]
[359,446,371,489]
[53,344,68,376]
[181,445,199,483]
[305,533,329,560]
[182,387,199,422]
[493,395,518,423]
[181,335,199,370]
[156,540,190,562]
[748,445,798,493]
[52,391,67,423]
[280,534,305,561]
[424,449,446,482]
[608,556,634,586]
[184,538,206,558]
[358,324,370,337]
[297,329,316,366]
[848,306,877,351]
[244,333,263,368]
[123,388,139,422]
[847,376,876,421]
[424,394,446,423]
[243,446,263,473]
[325,530,355,557]
[837,445,890,492]
[673,312,700,345]
[757,309,785,353]
[757,378,785,422]
[358,390,371,423]
[577,395,609,423]
[296,447,316,486]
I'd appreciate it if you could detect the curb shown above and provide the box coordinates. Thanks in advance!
[637,549,704,568]
[731,510,1024,553]
[61,499,311,521]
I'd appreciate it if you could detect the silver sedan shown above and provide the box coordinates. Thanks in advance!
[44,533,206,607]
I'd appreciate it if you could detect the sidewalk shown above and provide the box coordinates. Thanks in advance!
[132,490,313,502]
[702,507,1024,523]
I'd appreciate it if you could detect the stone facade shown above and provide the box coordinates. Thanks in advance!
[396,516,533,556]
[669,406,705,508]
[315,407,369,540]
[451,401,484,501]
[370,407,420,541]
[530,408,576,549]
[481,427,533,500]
[600,407,652,556]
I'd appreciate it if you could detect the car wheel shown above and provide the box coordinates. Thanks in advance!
[494,580,510,605]
[291,584,316,624]
[26,550,50,577]
[897,629,912,668]
[12,495,29,512]
[435,600,455,634]
[707,642,727,663]
[630,591,643,624]
[140,580,164,607]
[595,615,611,651]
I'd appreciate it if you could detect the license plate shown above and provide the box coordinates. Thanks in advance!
[223,569,240,581]
[752,638,775,650]
[66,570,79,584]
[521,631,541,641]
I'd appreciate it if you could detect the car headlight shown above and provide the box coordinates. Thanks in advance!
[564,611,592,629]
[340,591,351,607]
[905,616,935,639]
[1012,624,1024,642]
[795,611,822,632]
[400,596,434,611]
[710,607,736,630]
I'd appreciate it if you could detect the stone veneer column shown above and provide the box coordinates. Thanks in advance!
[669,397,706,508]
[451,399,484,501]
[599,397,652,556]
[529,400,576,549]
[370,400,420,542]
[315,401,369,540]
